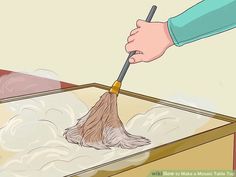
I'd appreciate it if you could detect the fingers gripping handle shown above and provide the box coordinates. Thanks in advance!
[117,5,157,82]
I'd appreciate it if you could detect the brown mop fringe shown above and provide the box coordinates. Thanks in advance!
[64,92,150,150]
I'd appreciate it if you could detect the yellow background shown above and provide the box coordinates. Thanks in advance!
[1,0,236,117]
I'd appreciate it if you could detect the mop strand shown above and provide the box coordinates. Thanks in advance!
[63,92,150,150]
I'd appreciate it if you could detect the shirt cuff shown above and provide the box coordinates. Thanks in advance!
[167,18,182,47]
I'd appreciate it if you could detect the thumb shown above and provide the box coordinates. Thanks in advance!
[129,54,144,64]
[136,19,146,28]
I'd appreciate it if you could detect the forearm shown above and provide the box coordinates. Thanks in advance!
[168,0,236,46]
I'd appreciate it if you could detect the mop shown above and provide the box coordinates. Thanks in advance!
[64,6,157,150]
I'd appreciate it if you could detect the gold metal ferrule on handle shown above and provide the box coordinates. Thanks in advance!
[109,81,121,95]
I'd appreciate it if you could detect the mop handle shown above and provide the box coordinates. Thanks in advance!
[117,5,157,82]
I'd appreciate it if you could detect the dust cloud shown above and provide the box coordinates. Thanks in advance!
[0,70,210,177]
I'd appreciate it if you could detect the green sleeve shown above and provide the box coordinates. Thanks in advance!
[167,0,236,47]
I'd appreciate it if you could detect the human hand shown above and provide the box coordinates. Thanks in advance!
[125,20,174,64]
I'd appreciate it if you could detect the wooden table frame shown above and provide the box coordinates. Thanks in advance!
[0,80,236,176]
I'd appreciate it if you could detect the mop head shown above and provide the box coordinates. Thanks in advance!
[63,92,150,150]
